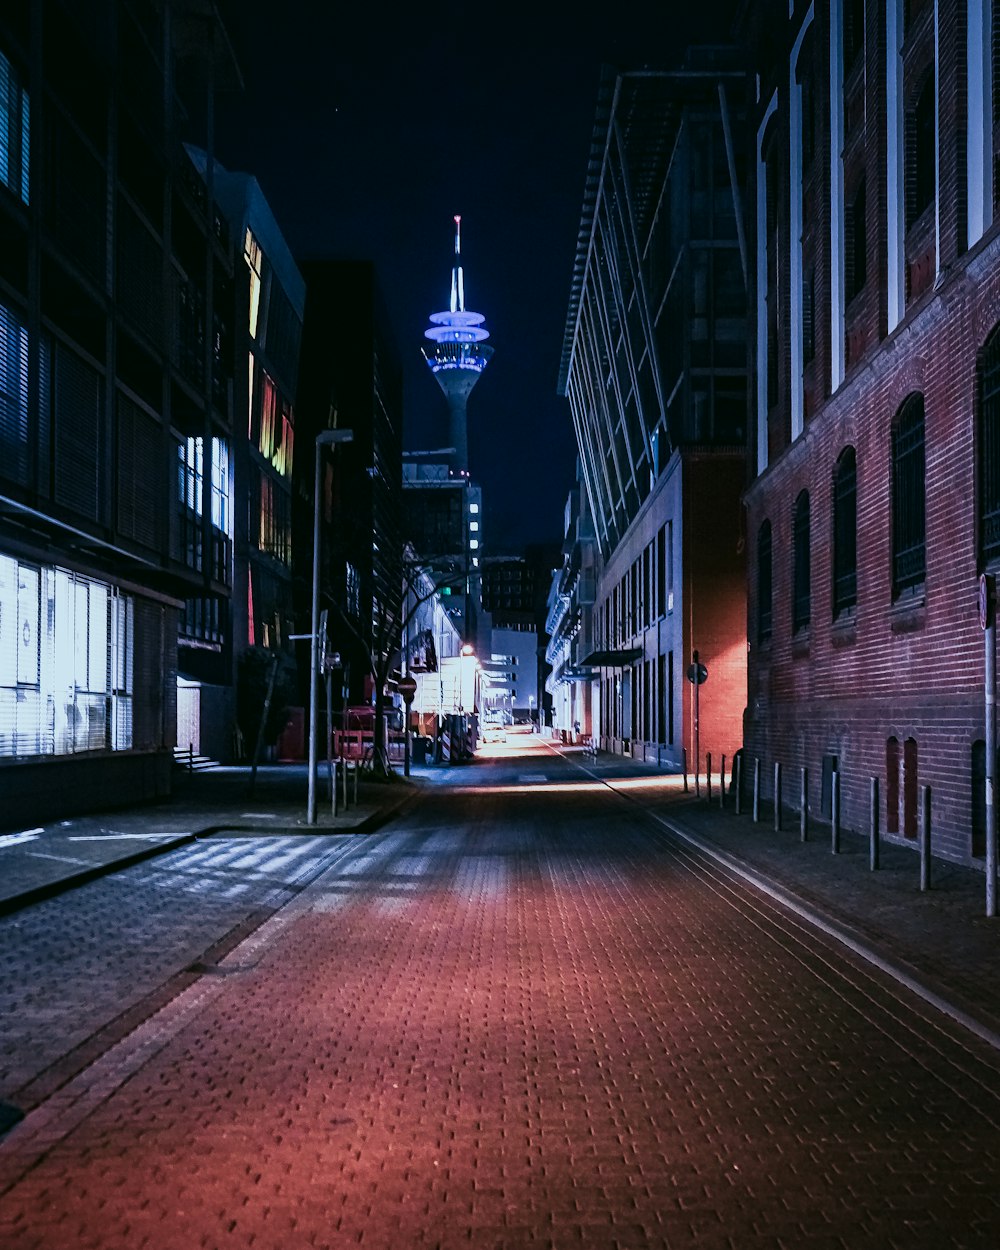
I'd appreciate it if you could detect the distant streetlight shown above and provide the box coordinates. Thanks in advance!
[308,428,353,825]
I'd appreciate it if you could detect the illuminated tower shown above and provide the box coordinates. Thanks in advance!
[422,216,493,475]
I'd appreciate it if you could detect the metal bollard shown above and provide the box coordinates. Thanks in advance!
[353,760,359,805]
[831,770,841,854]
[719,754,726,810]
[706,752,712,802]
[774,761,782,832]
[870,777,880,871]
[735,753,743,816]
[342,758,349,809]
[682,747,689,794]
[800,766,808,842]
[920,784,932,891]
[753,757,761,823]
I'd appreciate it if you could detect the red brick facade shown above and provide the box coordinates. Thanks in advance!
[743,0,1000,865]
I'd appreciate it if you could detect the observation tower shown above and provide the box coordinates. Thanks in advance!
[422,216,493,475]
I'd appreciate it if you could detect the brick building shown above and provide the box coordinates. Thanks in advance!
[742,0,1000,864]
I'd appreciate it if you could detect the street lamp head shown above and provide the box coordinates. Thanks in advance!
[317,428,354,446]
[461,643,475,656]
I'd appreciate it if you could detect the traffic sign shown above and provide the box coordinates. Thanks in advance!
[686,662,708,685]
[397,675,418,703]
[980,573,995,631]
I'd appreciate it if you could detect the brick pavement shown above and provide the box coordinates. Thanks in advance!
[2,773,1000,1247]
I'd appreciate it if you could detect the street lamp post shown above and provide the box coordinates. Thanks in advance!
[308,428,353,825]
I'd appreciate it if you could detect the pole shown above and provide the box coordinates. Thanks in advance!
[706,751,712,802]
[831,769,841,854]
[693,650,700,798]
[773,761,782,832]
[753,756,760,823]
[307,428,352,825]
[870,776,880,870]
[307,444,322,825]
[326,668,335,815]
[987,581,997,916]
[800,766,808,842]
[920,784,932,891]
[719,754,726,810]
[735,752,743,816]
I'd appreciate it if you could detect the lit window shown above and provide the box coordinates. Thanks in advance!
[470,539,479,549]
[0,51,29,206]
[470,521,479,531]
[470,503,479,513]
[0,558,132,757]
[245,229,263,338]
[472,557,479,567]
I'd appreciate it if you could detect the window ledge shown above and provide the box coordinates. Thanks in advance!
[890,591,926,633]
[831,610,857,647]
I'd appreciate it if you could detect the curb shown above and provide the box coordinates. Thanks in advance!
[0,787,420,918]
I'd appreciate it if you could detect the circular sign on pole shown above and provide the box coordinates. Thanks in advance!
[686,662,708,685]
[980,573,996,632]
[397,675,418,704]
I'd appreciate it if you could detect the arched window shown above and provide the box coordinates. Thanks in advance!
[903,737,919,839]
[758,520,773,643]
[846,178,867,302]
[833,447,857,615]
[891,394,926,597]
[978,324,1000,566]
[792,491,811,632]
[886,737,900,834]
[908,73,936,228]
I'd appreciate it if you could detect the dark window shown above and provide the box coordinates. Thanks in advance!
[846,178,867,302]
[833,447,858,615]
[978,325,1000,566]
[792,491,811,632]
[802,267,816,365]
[892,394,926,596]
[903,737,918,839]
[908,73,936,228]
[758,520,773,643]
[845,0,865,70]
[886,737,900,833]
[798,29,815,170]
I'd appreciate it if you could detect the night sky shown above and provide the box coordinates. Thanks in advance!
[212,3,738,550]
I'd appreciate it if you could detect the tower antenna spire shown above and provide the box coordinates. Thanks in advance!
[423,215,493,475]
[450,214,464,313]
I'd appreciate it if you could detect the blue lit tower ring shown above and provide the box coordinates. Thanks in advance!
[421,215,493,473]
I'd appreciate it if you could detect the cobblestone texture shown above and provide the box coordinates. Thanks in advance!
[2,752,1000,1247]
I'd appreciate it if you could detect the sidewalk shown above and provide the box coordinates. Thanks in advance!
[586,759,1000,1046]
[0,763,419,915]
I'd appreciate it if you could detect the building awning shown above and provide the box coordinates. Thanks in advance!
[581,648,643,667]
[559,666,598,682]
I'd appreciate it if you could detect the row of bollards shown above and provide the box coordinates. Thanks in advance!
[694,752,935,892]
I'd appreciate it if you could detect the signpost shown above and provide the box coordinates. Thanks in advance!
[397,674,417,777]
[981,574,997,917]
[686,650,708,796]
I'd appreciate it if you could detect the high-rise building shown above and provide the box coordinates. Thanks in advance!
[421,216,493,477]
[559,53,749,773]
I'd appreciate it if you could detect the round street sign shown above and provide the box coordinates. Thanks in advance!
[980,573,995,632]
[686,662,708,685]
[397,675,418,703]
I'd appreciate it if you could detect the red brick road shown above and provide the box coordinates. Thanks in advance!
[2,762,1000,1247]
